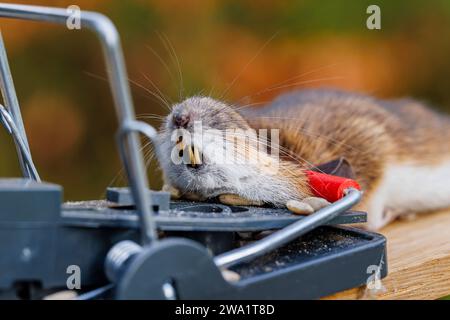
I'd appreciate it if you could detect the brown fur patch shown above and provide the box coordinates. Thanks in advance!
[243,89,450,195]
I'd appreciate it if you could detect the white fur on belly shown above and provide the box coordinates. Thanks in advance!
[366,160,450,230]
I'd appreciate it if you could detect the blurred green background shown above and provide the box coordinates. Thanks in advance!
[1,0,450,200]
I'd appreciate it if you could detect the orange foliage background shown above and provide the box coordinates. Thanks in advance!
[1,0,450,199]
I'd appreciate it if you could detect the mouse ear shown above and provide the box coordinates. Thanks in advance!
[313,157,355,179]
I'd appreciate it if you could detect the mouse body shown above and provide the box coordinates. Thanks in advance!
[155,89,450,230]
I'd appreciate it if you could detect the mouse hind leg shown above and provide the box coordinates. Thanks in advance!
[360,160,450,230]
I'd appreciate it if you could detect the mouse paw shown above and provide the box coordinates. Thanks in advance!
[286,200,314,215]
[286,197,330,215]
[162,184,207,202]
[220,268,241,282]
[302,197,330,211]
[162,183,181,200]
[286,197,330,214]
[218,194,263,206]
[182,192,207,202]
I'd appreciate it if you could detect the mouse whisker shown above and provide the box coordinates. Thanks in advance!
[83,70,170,111]
[222,132,323,173]
[233,101,269,111]
[136,114,166,122]
[145,43,179,96]
[202,128,344,173]
[140,72,172,107]
[239,76,344,103]
[156,32,184,101]
[235,63,340,104]
[246,116,365,154]
[218,31,279,101]
[127,77,172,111]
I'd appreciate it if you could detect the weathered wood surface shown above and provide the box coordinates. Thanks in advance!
[326,209,450,300]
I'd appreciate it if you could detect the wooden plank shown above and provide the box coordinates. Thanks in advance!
[325,209,450,300]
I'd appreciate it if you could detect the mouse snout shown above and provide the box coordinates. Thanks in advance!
[173,112,190,128]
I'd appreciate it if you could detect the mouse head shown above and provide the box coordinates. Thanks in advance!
[155,96,308,205]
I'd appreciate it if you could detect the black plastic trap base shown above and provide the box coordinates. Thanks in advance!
[114,228,387,299]
[0,181,387,299]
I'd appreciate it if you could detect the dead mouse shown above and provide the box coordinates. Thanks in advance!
[154,89,450,230]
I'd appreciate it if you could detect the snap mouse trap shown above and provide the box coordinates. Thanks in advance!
[0,3,387,300]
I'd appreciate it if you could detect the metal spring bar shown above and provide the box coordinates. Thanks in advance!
[214,188,362,268]
[0,31,38,180]
[0,103,39,180]
[0,3,157,244]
